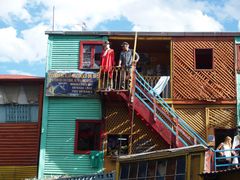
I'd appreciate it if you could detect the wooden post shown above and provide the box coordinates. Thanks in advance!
[98,66,102,90]
[129,32,138,154]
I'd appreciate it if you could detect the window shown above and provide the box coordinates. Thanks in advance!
[119,157,186,180]
[107,134,129,156]
[0,85,39,123]
[0,104,38,123]
[120,164,129,180]
[195,49,213,70]
[79,41,103,69]
[74,120,102,154]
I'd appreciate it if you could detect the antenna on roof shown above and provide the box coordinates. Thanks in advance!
[52,6,55,31]
[82,22,87,31]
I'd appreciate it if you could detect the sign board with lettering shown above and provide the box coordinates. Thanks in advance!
[46,70,99,97]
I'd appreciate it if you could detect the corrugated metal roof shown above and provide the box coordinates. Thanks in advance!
[45,31,240,37]
[0,74,44,81]
[118,145,207,162]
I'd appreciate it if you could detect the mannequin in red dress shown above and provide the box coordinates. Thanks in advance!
[101,41,115,89]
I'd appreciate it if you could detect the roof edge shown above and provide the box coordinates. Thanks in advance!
[45,31,240,37]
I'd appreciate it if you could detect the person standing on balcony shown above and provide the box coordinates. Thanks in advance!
[216,136,233,169]
[118,42,140,89]
[101,41,115,90]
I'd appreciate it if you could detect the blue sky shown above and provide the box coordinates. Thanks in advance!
[0,0,240,77]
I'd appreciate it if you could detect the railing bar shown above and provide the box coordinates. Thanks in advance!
[103,72,106,89]
[135,71,208,147]
[115,68,118,90]
[135,82,194,144]
[119,69,122,90]
[106,71,109,89]
[135,85,175,126]
[135,93,189,146]
[123,70,126,90]
[98,66,102,90]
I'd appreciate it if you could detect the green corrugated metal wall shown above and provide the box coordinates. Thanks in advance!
[236,37,240,127]
[39,35,106,178]
[48,35,107,70]
[44,98,102,175]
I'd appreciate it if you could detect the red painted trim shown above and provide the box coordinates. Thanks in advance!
[74,120,103,154]
[237,45,240,72]
[194,48,214,71]
[79,41,103,70]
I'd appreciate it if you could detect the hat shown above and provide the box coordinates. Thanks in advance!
[121,42,129,46]
[103,41,110,45]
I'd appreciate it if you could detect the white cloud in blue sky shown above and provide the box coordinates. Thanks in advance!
[0,0,240,76]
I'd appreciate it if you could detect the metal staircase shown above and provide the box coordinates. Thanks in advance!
[119,69,209,148]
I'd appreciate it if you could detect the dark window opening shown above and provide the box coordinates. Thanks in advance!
[120,164,129,179]
[107,134,129,156]
[74,120,102,154]
[195,49,213,69]
[129,163,138,179]
[79,41,103,69]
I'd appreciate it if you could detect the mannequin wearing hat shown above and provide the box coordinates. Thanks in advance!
[101,41,115,89]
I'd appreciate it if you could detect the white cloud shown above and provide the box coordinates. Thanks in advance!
[0,0,228,64]
[124,0,223,31]
[0,24,48,63]
[221,0,240,30]
[0,0,31,22]
[36,0,223,31]
[7,69,35,76]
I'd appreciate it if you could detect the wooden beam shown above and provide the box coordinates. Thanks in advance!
[172,100,236,105]
[109,36,171,40]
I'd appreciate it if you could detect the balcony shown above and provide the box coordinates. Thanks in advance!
[98,66,171,99]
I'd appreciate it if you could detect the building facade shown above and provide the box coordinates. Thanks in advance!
[0,75,44,180]
[39,31,240,179]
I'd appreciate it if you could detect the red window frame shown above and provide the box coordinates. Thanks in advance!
[74,120,103,154]
[79,41,103,69]
[194,48,214,71]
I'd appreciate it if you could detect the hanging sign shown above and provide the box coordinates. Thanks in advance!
[46,70,99,97]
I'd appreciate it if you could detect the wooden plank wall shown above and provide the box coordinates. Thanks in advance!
[172,37,235,101]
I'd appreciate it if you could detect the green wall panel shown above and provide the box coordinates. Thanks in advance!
[235,37,240,44]
[48,35,107,70]
[41,97,102,176]
[39,34,107,178]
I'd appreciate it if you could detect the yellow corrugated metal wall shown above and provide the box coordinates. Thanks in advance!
[0,166,37,180]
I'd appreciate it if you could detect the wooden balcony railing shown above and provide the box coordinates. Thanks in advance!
[142,75,171,99]
[98,66,130,91]
[98,66,171,98]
